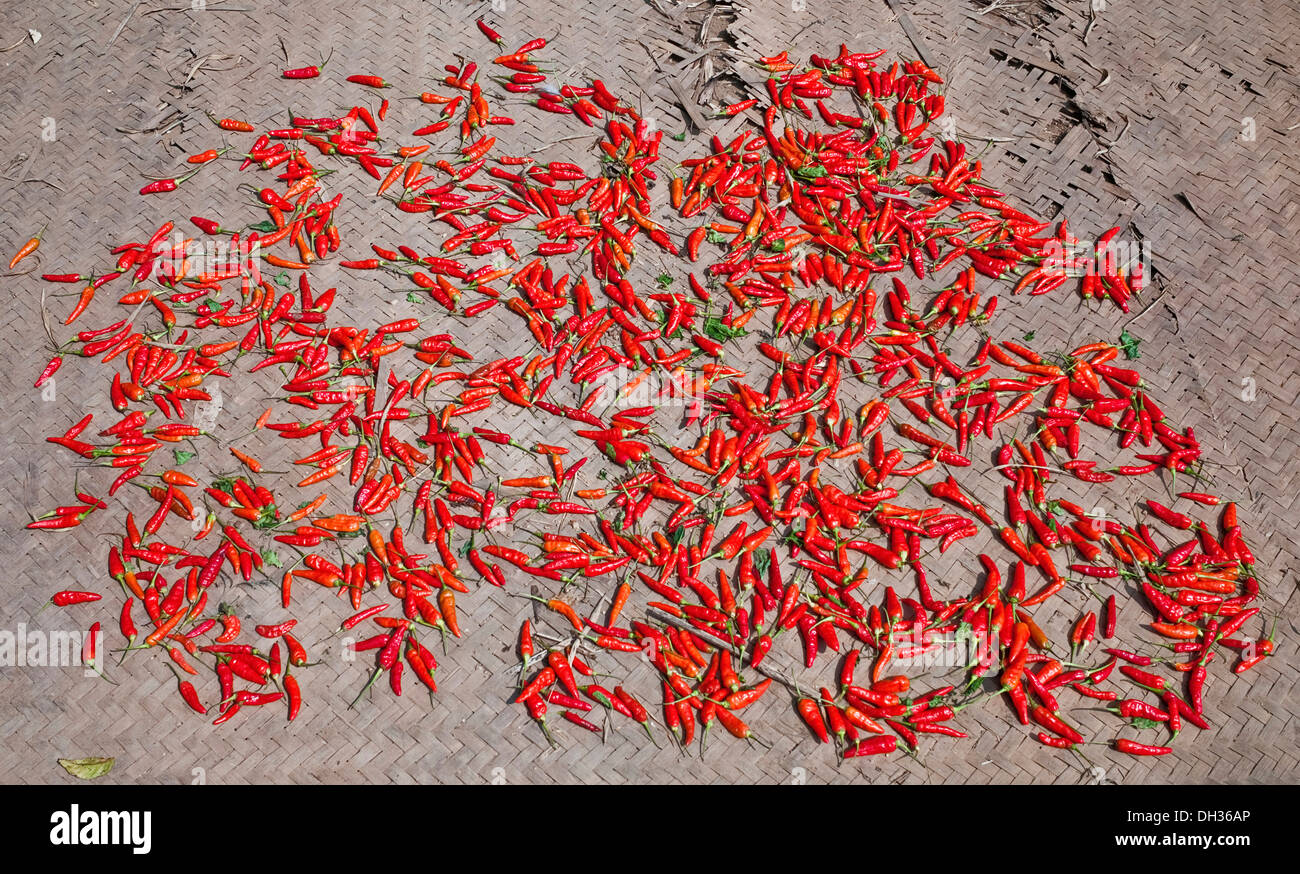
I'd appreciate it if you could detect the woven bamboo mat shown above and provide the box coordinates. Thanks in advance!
[0,0,1295,785]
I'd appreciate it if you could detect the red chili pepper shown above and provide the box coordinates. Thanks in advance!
[35,356,63,388]
[563,710,602,733]
[139,178,179,195]
[1119,665,1166,690]
[1117,698,1169,723]
[50,591,101,607]
[796,697,829,743]
[547,649,579,698]
[168,670,204,714]
[515,667,556,704]
[255,619,297,639]
[284,673,302,720]
[1030,705,1084,744]
[476,19,505,46]
[1114,738,1172,756]
[209,114,254,132]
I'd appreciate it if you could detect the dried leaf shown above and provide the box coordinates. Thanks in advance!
[58,757,115,780]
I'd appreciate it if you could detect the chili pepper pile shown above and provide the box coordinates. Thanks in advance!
[22,26,1275,768]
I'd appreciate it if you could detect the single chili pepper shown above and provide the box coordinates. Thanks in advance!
[515,666,557,704]
[585,684,635,720]
[1234,649,1269,674]
[518,619,535,672]
[284,673,301,720]
[35,356,62,388]
[607,582,631,626]
[796,697,829,743]
[170,669,206,714]
[544,598,583,630]
[1119,665,1166,690]
[1189,663,1208,714]
[439,588,460,637]
[563,710,602,733]
[1104,648,1154,666]
[346,74,390,88]
[284,59,327,78]
[1102,594,1117,639]
[50,591,102,608]
[547,649,579,698]
[255,619,297,639]
[1030,705,1084,743]
[1073,682,1117,701]
[283,633,309,667]
[340,605,388,632]
[1114,738,1172,756]
[209,114,255,132]
[1117,698,1169,722]
[9,226,44,269]
[844,735,897,757]
[476,19,505,46]
[614,686,657,743]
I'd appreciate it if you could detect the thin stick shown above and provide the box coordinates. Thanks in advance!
[958,129,1017,143]
[106,1,142,50]
[39,287,58,350]
[144,1,254,13]
[1122,287,1170,328]
[527,134,589,155]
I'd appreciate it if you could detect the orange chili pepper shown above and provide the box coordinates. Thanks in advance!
[8,226,44,269]
[230,447,262,473]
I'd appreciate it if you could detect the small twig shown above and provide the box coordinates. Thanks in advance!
[4,150,34,181]
[10,177,66,192]
[977,0,1022,15]
[158,117,186,138]
[39,287,58,350]
[884,0,937,70]
[144,1,254,13]
[2,150,66,193]
[106,1,142,50]
[179,53,232,89]
[1123,287,1171,329]
[1083,5,1099,45]
[957,128,1016,144]
[527,134,590,155]
[1097,116,1130,150]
